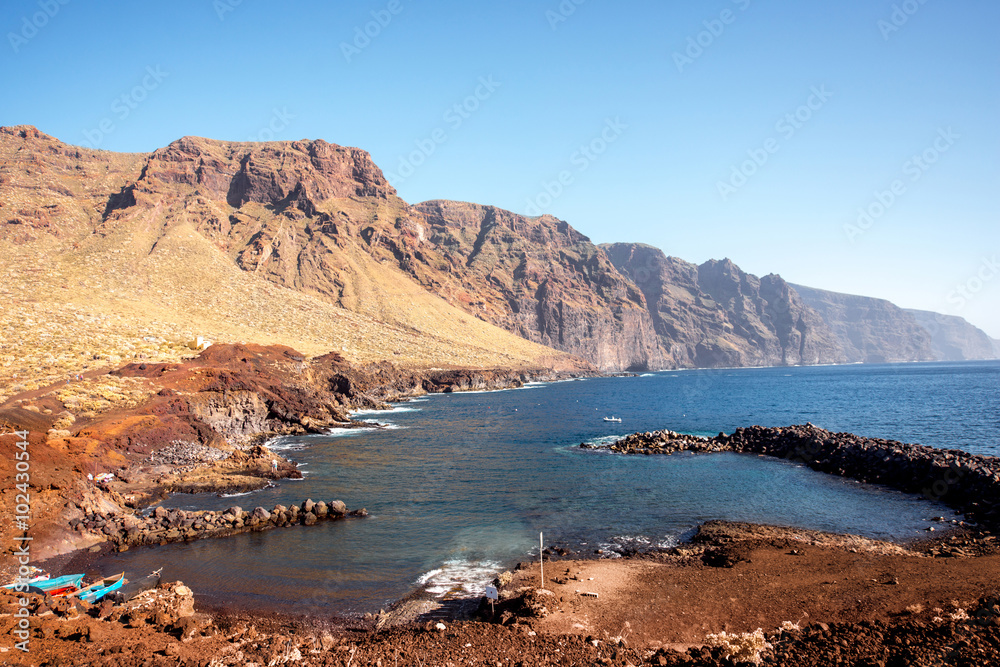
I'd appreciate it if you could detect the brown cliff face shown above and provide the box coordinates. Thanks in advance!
[137,135,395,208]
[603,243,844,367]
[791,285,935,363]
[1,125,967,378]
[116,137,654,370]
[404,201,666,371]
[0,126,584,384]
[0,125,147,244]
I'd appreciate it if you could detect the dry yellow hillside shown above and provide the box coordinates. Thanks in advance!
[0,229,575,403]
[0,127,584,401]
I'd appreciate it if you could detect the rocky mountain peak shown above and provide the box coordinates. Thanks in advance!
[138,135,396,209]
[1,124,55,141]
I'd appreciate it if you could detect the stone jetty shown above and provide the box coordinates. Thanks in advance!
[584,423,1000,530]
[74,499,368,550]
[582,429,723,455]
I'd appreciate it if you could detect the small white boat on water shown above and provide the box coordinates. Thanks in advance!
[602,416,622,423]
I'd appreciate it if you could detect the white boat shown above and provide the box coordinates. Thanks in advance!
[602,416,622,423]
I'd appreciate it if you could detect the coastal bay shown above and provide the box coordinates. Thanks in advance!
[86,360,998,615]
[5,360,999,665]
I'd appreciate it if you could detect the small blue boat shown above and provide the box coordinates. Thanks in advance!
[4,573,85,595]
[74,573,125,603]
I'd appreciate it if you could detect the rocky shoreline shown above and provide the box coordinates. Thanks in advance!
[584,423,1000,530]
[7,521,1000,666]
[0,343,582,563]
[75,499,368,551]
[5,348,1000,664]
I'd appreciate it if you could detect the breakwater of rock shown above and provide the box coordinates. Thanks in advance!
[583,429,723,455]
[583,424,1000,530]
[75,499,367,550]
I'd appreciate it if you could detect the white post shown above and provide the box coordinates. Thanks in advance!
[539,531,544,590]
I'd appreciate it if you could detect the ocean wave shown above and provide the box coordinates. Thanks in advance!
[415,559,503,597]
[322,425,380,437]
[267,440,308,452]
[579,434,627,448]
[350,405,421,416]
[361,419,406,430]
[217,489,265,499]
[446,385,538,395]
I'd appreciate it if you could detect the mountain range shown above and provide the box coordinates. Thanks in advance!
[1,124,994,393]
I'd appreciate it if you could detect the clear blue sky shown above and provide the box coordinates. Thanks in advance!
[3,0,998,336]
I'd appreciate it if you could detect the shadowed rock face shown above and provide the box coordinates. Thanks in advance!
[791,284,935,363]
[905,309,998,361]
[602,243,844,367]
[411,201,666,372]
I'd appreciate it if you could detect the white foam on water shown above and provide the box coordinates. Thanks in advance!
[322,425,380,437]
[639,373,656,377]
[442,381,549,396]
[350,405,421,416]
[264,436,301,451]
[217,490,257,499]
[415,559,504,597]
[361,419,406,430]
[580,434,627,447]
[267,440,307,452]
[447,387,525,395]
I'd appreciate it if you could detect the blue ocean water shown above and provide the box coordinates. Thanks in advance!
[91,361,999,616]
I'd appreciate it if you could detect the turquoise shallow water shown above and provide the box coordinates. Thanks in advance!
[91,360,1000,616]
